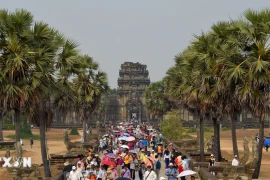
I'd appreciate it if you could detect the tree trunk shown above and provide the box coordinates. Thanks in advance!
[231,115,239,157]
[14,108,21,143]
[252,118,264,179]
[199,117,205,161]
[213,118,222,161]
[0,113,4,141]
[39,102,51,177]
[83,119,87,143]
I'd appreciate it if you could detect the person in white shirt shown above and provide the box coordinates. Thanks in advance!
[98,166,106,180]
[232,155,239,166]
[69,166,82,180]
[144,165,157,180]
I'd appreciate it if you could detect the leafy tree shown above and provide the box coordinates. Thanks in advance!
[145,81,173,122]
[161,110,185,140]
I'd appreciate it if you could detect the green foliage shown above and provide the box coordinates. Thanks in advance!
[221,127,230,131]
[0,147,16,151]
[6,134,40,140]
[145,81,174,117]
[204,126,213,133]
[161,110,186,140]
[70,127,79,135]
[3,124,15,130]
[21,120,33,136]
[186,127,197,133]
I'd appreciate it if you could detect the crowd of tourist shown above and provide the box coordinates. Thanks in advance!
[64,121,195,180]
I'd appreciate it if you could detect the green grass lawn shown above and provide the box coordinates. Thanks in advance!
[6,134,40,141]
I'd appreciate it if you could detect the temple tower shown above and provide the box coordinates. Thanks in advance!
[117,62,150,122]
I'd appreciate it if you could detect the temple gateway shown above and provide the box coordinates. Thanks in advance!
[117,62,150,122]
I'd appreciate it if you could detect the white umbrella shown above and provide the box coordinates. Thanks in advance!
[177,170,196,177]
[121,145,129,149]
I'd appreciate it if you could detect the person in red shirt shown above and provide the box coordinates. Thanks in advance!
[178,162,185,180]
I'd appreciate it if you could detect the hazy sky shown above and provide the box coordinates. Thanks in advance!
[2,1,270,88]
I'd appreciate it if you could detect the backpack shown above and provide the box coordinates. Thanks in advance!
[156,160,161,169]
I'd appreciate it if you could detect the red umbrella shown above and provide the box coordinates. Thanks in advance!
[102,160,116,167]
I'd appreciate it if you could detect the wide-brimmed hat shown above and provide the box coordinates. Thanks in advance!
[210,154,214,157]
[169,163,174,166]
[64,161,69,166]
[72,166,76,170]
[234,155,238,158]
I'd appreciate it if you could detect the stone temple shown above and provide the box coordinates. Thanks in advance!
[117,62,150,122]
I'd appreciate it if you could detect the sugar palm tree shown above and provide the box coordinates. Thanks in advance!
[73,56,108,142]
[0,9,34,142]
[225,9,270,178]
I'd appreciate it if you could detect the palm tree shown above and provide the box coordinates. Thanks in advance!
[73,55,108,142]
[0,9,34,142]
[224,9,270,179]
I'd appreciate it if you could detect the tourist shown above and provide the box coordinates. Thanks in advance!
[175,152,182,166]
[177,162,185,180]
[131,165,142,180]
[209,154,215,175]
[154,155,161,180]
[143,165,157,180]
[104,168,114,180]
[232,155,239,166]
[85,165,92,177]
[255,134,259,143]
[140,150,147,162]
[164,149,170,168]
[95,154,102,166]
[89,127,92,134]
[30,138,33,148]
[157,144,163,160]
[121,165,131,178]
[123,150,132,169]
[76,161,83,172]
[130,154,139,176]
[264,136,269,152]
[145,152,155,169]
[112,146,118,155]
[159,134,163,143]
[181,155,190,170]
[139,162,147,179]
[89,170,97,180]
[69,166,82,180]
[109,166,118,179]
[165,163,178,180]
[97,165,105,180]
[86,156,92,166]
[63,161,71,180]
[91,157,98,166]
[116,155,124,176]
[168,143,173,153]
[150,150,156,159]
[20,138,23,146]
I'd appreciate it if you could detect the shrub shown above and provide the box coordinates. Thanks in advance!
[221,127,229,131]
[204,126,213,133]
[3,124,15,130]
[161,110,186,140]
[70,127,79,135]
[186,127,197,133]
